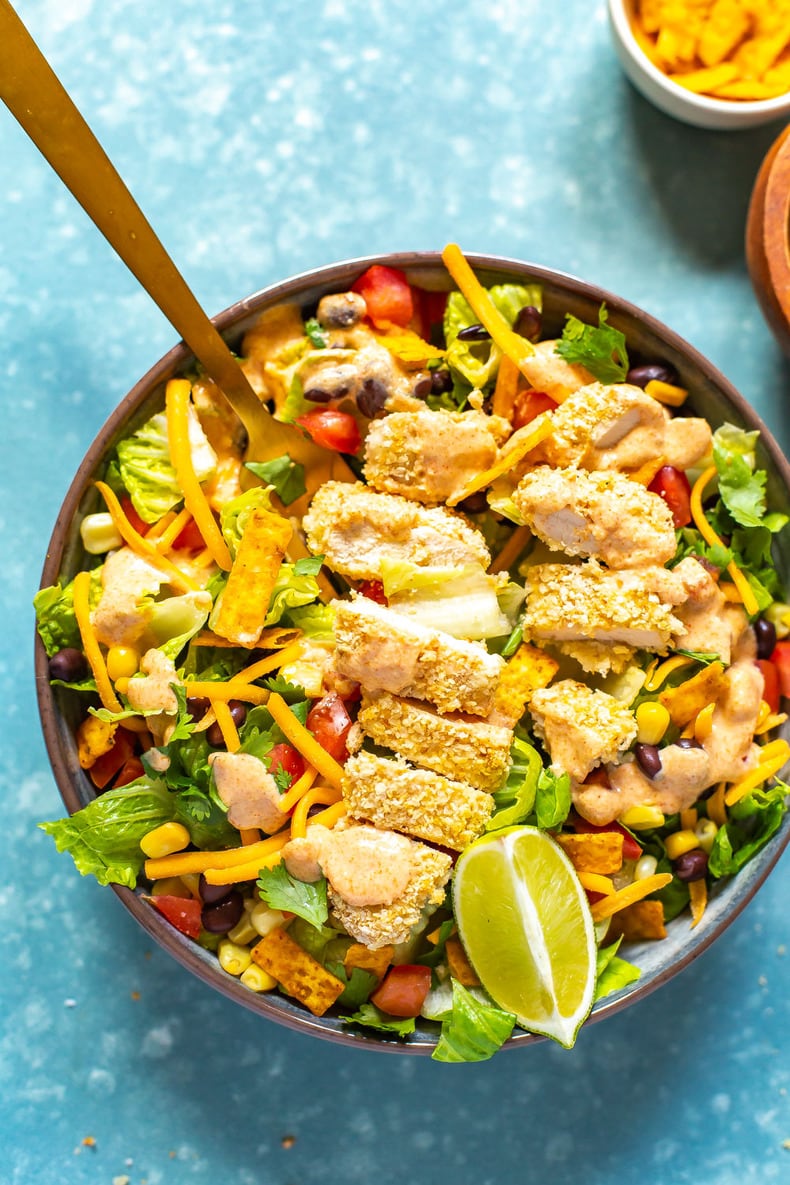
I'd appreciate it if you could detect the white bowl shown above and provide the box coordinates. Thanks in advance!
[608,0,790,130]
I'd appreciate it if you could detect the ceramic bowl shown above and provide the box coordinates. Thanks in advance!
[608,0,790,130]
[36,251,790,1053]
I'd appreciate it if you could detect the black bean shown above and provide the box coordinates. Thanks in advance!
[412,375,433,399]
[48,647,89,682]
[303,386,334,403]
[356,377,388,419]
[754,618,777,661]
[456,323,490,342]
[673,849,708,882]
[186,695,212,722]
[457,492,489,514]
[201,890,244,933]
[675,736,703,750]
[199,874,234,905]
[430,369,453,394]
[634,743,662,778]
[514,305,542,343]
[206,700,247,746]
[626,362,679,389]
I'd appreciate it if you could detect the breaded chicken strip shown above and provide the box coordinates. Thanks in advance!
[303,482,490,581]
[528,680,637,782]
[513,466,676,569]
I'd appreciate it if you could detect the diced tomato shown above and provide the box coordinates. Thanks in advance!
[358,579,388,605]
[415,287,447,341]
[113,756,145,788]
[351,264,414,328]
[266,742,305,788]
[757,659,781,713]
[173,518,207,551]
[573,816,643,862]
[512,389,558,430]
[150,895,202,940]
[648,465,692,528]
[120,496,148,536]
[89,728,137,790]
[306,693,354,763]
[770,642,790,699]
[370,964,432,1017]
[296,409,361,454]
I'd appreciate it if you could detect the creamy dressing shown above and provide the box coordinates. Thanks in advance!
[282,823,415,908]
[210,751,284,833]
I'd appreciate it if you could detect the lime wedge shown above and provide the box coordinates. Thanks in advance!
[453,825,596,1047]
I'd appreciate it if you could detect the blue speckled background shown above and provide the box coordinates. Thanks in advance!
[3,1,790,1182]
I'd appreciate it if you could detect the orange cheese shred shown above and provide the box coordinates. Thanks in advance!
[72,570,123,713]
[144,829,290,880]
[183,680,270,706]
[94,481,201,593]
[165,378,232,571]
[210,698,241,753]
[589,873,673,922]
[276,766,319,814]
[446,414,553,507]
[690,466,759,617]
[491,355,521,420]
[290,785,344,839]
[442,244,536,378]
[267,692,345,788]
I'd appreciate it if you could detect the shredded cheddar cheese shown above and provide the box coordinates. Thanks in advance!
[690,466,759,617]
[94,481,201,593]
[446,414,554,507]
[210,698,241,753]
[589,872,673,922]
[276,766,319,813]
[165,379,232,571]
[688,878,707,928]
[144,829,290,880]
[290,785,344,839]
[267,692,345,788]
[724,741,790,806]
[441,243,536,378]
[72,570,123,713]
[183,679,270,706]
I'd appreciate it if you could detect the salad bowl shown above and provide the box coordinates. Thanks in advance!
[35,251,790,1054]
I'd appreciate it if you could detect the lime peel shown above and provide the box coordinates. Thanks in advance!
[453,825,597,1048]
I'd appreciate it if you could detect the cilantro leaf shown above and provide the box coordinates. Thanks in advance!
[304,318,328,348]
[534,767,572,830]
[245,455,306,506]
[256,864,329,928]
[325,962,378,1008]
[272,766,292,793]
[675,649,721,664]
[341,1004,416,1037]
[432,980,515,1063]
[555,304,629,384]
[292,554,324,576]
[262,675,308,702]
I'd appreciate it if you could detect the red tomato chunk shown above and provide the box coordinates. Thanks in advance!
[307,693,353,763]
[370,964,432,1017]
[648,465,692,528]
[512,389,557,430]
[757,659,781,713]
[352,264,414,328]
[296,409,361,454]
[770,642,790,699]
[358,579,388,605]
[150,895,202,940]
[267,742,305,788]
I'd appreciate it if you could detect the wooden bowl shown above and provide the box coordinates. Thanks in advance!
[746,124,790,355]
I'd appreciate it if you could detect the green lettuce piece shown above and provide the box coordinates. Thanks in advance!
[143,592,211,662]
[218,487,274,558]
[713,424,767,529]
[487,735,542,830]
[265,562,322,626]
[287,917,340,963]
[534,768,572,830]
[245,454,306,506]
[594,938,641,1002]
[284,602,336,640]
[381,560,512,640]
[256,864,329,928]
[432,980,515,1063]
[34,570,103,657]
[555,304,628,384]
[238,700,309,762]
[341,1004,416,1037]
[116,410,216,524]
[39,778,177,887]
[708,780,788,878]
[443,283,542,391]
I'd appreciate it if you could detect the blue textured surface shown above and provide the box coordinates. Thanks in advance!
[3,2,790,1183]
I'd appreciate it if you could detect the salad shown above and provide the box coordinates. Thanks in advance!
[36,246,790,1061]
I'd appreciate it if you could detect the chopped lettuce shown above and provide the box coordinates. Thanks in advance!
[341,1004,416,1037]
[284,602,336,640]
[555,304,629,384]
[34,571,103,657]
[218,487,274,558]
[245,454,306,506]
[382,561,512,640]
[487,735,542,831]
[708,779,788,878]
[713,424,769,529]
[116,409,216,524]
[594,938,641,1002]
[256,864,329,928]
[265,562,322,626]
[142,592,211,661]
[432,980,515,1063]
[534,767,572,830]
[442,283,542,394]
[325,963,378,1009]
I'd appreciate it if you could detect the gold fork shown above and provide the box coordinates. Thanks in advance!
[0,0,355,501]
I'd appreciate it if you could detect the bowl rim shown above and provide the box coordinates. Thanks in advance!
[607,0,790,118]
[35,249,790,1054]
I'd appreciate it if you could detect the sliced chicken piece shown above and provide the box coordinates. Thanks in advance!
[513,466,676,569]
[529,382,711,474]
[333,596,503,715]
[529,680,637,782]
[363,407,506,504]
[303,481,490,581]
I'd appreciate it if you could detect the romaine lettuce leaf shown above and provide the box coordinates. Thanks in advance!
[341,1004,416,1037]
[534,767,572,830]
[284,602,336,640]
[594,938,641,1002]
[142,592,212,662]
[218,487,274,558]
[265,562,322,626]
[383,562,512,640]
[487,735,542,830]
[117,409,216,524]
[443,283,542,392]
[432,980,515,1063]
[713,424,768,529]
[34,571,103,657]
[555,304,629,384]
[708,779,788,878]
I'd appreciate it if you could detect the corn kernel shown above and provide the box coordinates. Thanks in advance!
[180,872,201,898]
[114,676,130,696]
[218,940,252,977]
[240,964,277,992]
[621,804,666,830]
[664,829,700,860]
[140,821,191,859]
[227,916,259,945]
[635,701,671,746]
[151,876,191,898]
[634,854,658,880]
[695,817,718,853]
[250,902,288,937]
[644,378,688,407]
[107,645,140,681]
[79,511,123,555]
